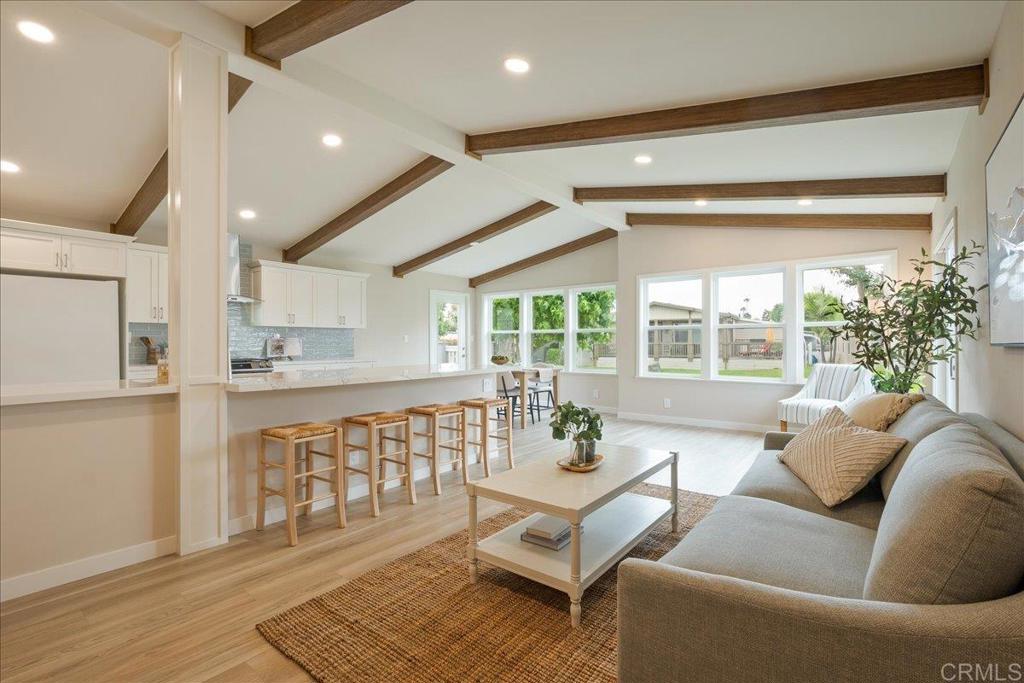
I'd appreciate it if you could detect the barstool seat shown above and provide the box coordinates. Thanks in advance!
[460,397,508,408]
[261,422,337,440]
[346,411,409,425]
[408,403,463,416]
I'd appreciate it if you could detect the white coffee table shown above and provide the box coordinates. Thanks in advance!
[466,442,678,627]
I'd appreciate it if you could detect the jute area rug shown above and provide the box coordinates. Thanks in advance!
[257,484,717,683]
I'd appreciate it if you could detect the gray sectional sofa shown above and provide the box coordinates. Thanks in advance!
[618,397,1024,683]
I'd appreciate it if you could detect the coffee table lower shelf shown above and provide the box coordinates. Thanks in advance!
[471,492,672,623]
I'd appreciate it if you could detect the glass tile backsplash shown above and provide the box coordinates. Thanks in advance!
[128,323,169,365]
[229,242,355,361]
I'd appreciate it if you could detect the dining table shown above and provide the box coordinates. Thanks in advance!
[510,367,560,429]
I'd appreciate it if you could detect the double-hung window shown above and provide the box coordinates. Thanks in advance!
[528,292,566,366]
[487,295,520,363]
[714,270,785,380]
[573,287,616,372]
[642,276,703,376]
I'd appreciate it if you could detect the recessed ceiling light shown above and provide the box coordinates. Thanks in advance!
[238,209,256,220]
[633,154,653,165]
[322,133,342,148]
[694,199,708,207]
[503,57,530,74]
[0,160,21,174]
[469,241,481,247]
[17,21,54,44]
[797,199,813,206]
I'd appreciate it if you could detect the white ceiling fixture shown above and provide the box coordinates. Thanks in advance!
[633,154,652,165]
[797,199,814,206]
[503,57,530,74]
[17,20,54,43]
[694,199,708,207]
[321,133,342,147]
[238,208,256,220]
[0,160,21,174]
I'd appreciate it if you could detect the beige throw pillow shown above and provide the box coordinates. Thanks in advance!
[844,392,926,432]
[780,407,907,507]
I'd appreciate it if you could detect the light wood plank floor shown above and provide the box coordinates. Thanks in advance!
[0,416,762,683]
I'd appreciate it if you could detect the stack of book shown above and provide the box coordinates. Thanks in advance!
[520,515,582,550]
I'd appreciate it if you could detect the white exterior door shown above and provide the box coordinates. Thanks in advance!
[313,272,341,327]
[62,236,126,277]
[288,270,315,327]
[0,228,62,272]
[429,290,469,371]
[339,275,365,328]
[127,249,159,323]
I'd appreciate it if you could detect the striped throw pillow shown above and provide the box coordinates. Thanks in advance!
[780,407,907,507]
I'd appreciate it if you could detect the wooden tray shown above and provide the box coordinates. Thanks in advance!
[557,454,604,473]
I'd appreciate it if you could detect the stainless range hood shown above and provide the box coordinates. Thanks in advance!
[227,233,259,303]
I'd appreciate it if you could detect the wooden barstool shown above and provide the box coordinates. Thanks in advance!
[407,404,468,493]
[459,397,515,478]
[342,412,415,517]
[257,422,344,547]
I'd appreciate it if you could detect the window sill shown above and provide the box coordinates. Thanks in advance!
[635,373,804,387]
[559,370,617,377]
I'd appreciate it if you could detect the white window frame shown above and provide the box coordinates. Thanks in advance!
[638,250,897,385]
[570,284,617,374]
[480,283,617,372]
[712,266,788,383]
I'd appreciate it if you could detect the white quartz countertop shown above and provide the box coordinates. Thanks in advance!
[225,365,498,393]
[1,379,179,406]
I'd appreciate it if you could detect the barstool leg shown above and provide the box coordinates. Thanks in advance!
[430,415,442,495]
[334,428,346,528]
[460,412,469,484]
[256,435,266,531]
[480,406,491,478]
[342,426,351,503]
[505,398,515,468]
[404,418,417,505]
[368,428,381,517]
[284,436,298,546]
[377,427,387,496]
[303,441,313,517]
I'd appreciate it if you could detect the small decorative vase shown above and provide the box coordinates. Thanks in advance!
[570,439,596,465]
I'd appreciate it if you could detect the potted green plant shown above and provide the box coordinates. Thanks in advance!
[832,243,987,394]
[549,401,603,465]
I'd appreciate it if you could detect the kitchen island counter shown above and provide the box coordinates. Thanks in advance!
[225,365,498,393]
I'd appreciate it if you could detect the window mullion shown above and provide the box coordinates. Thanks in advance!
[704,272,714,380]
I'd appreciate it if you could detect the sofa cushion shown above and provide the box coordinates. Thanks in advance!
[779,407,907,507]
[844,392,926,432]
[660,495,876,599]
[864,424,1024,604]
[879,395,968,498]
[733,451,885,529]
[963,412,1024,480]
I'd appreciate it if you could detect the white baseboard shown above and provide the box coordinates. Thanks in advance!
[617,411,773,434]
[0,535,177,603]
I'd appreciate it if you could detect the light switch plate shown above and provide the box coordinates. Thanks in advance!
[663,398,672,409]
[482,377,494,392]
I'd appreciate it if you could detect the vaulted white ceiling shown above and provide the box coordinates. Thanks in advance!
[0,0,1009,282]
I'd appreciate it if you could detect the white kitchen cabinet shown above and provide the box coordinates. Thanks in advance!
[0,220,130,277]
[126,246,169,323]
[289,269,315,327]
[0,227,62,272]
[252,261,368,328]
[338,275,366,328]
[252,265,290,326]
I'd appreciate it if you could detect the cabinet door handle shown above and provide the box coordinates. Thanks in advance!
[55,252,60,268]
[62,253,69,269]
[159,306,164,320]
[153,306,157,320]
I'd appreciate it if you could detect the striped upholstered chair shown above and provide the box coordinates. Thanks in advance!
[777,363,874,431]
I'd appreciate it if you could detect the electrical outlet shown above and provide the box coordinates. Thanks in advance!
[482,377,494,392]
[663,398,672,409]
[591,389,600,400]
[402,334,409,343]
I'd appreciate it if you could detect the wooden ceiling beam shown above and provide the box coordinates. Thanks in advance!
[111,74,253,236]
[392,201,556,278]
[248,0,413,66]
[284,155,453,262]
[574,174,946,203]
[469,228,618,288]
[467,65,987,154]
[626,213,933,231]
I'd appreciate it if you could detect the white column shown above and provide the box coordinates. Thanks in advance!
[167,34,229,555]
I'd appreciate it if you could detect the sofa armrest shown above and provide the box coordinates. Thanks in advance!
[763,431,797,450]
[617,559,1024,683]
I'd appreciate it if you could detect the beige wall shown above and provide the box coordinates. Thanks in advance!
[616,226,931,429]
[931,0,1024,438]
[474,238,620,410]
[252,245,473,366]
[0,395,177,582]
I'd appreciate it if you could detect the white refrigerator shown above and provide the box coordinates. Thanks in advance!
[1,273,121,385]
